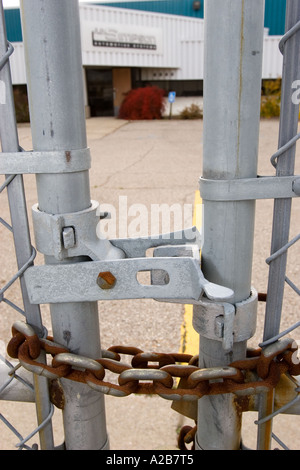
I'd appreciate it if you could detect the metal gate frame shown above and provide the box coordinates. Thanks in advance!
[0,0,299,451]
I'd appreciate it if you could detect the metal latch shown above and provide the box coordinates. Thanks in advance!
[25,202,234,306]
[24,239,234,305]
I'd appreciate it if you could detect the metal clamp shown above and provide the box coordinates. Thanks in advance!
[0,148,91,175]
[192,288,258,352]
[32,201,123,262]
[200,175,300,201]
[33,204,202,263]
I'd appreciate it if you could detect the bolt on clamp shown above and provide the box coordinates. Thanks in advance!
[193,288,258,353]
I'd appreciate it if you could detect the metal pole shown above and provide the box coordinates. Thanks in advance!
[0,0,54,450]
[257,0,300,450]
[20,0,114,450]
[198,0,264,450]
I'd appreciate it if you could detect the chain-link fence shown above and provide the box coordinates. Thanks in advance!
[0,155,55,447]
[0,211,42,450]
[254,3,300,450]
[0,0,55,449]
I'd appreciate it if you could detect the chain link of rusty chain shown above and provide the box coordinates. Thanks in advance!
[6,321,300,409]
[177,425,197,450]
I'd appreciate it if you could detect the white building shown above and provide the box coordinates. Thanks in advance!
[7,3,283,117]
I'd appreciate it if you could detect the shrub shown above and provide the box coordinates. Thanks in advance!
[118,86,165,120]
[260,79,281,118]
[179,103,203,120]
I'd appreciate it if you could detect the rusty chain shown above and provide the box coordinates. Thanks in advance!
[178,425,197,451]
[6,321,300,408]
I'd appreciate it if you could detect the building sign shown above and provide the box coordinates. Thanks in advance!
[92,28,157,50]
[82,22,162,54]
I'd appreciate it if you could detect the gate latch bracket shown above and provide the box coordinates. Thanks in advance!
[25,202,234,306]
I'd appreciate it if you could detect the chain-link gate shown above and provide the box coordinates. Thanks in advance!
[255,0,300,449]
[0,0,299,451]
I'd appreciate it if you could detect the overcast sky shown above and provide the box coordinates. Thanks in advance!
[3,0,156,7]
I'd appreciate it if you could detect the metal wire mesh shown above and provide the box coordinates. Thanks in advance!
[258,237,300,450]
[0,171,55,451]
[256,18,300,450]
[0,180,47,449]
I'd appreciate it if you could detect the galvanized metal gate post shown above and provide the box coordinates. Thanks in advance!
[197,0,265,450]
[19,0,115,450]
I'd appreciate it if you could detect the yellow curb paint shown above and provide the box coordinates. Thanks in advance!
[180,190,202,356]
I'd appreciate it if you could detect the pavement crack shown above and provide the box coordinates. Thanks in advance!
[98,146,154,188]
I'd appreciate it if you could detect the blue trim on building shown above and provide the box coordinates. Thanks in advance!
[4,8,23,42]
[96,0,204,18]
[93,0,286,35]
[264,0,286,35]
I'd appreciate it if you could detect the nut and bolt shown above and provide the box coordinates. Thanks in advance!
[97,271,117,290]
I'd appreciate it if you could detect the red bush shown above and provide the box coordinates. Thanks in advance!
[118,86,166,120]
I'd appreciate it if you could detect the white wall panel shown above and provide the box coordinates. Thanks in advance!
[262,36,283,79]
[9,42,27,85]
